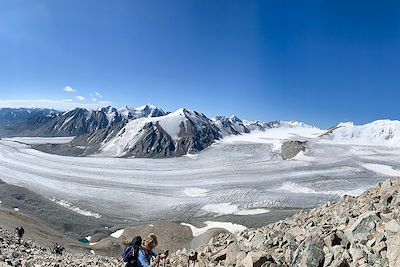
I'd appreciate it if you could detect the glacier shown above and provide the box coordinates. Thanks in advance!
[1,122,400,228]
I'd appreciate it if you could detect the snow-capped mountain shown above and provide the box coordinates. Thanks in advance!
[323,120,400,146]
[212,116,250,135]
[119,104,166,120]
[13,105,168,137]
[276,120,314,128]
[0,108,59,126]
[3,104,320,157]
[212,116,314,135]
[0,108,59,137]
[75,110,316,158]
[98,108,221,157]
[16,107,125,137]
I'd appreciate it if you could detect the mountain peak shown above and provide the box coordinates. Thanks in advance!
[229,115,243,123]
[168,108,194,118]
[119,104,166,120]
[136,103,158,111]
[99,106,117,114]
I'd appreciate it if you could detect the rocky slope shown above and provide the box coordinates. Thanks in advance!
[2,177,400,266]
[0,227,121,267]
[168,177,400,267]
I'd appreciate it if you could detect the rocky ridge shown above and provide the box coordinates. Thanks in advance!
[16,107,126,137]
[0,108,59,137]
[168,177,400,267]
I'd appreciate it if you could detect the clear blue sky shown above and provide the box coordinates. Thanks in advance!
[0,0,399,128]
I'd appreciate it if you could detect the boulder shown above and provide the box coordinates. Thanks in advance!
[241,251,269,267]
[344,212,379,243]
[385,220,400,267]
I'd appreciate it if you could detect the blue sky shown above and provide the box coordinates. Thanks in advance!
[0,0,399,128]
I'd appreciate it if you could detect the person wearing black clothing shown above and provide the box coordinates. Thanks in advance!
[123,236,142,267]
[15,227,24,244]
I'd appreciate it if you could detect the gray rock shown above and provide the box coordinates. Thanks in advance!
[298,235,325,267]
[385,220,400,267]
[344,211,379,243]
[241,251,269,267]
[281,141,307,160]
[225,243,240,265]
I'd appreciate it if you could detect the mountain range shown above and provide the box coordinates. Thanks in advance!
[0,105,301,157]
[1,105,399,158]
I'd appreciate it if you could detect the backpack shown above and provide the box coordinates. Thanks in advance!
[122,236,142,266]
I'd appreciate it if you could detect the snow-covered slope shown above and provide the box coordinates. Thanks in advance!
[99,108,221,157]
[324,120,400,146]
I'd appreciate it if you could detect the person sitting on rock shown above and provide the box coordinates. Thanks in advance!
[138,233,161,267]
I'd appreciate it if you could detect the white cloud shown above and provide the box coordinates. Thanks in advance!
[92,98,97,102]
[0,99,110,110]
[94,92,103,98]
[64,86,76,93]
[62,99,73,102]
[98,100,112,106]
[76,96,85,101]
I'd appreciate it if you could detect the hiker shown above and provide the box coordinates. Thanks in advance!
[138,233,162,267]
[122,236,142,267]
[188,251,198,267]
[53,243,65,255]
[15,226,24,244]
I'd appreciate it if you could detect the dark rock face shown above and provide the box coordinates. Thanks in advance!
[0,108,59,137]
[10,105,168,138]
[16,108,125,137]
[33,121,128,157]
[124,122,176,158]
[116,110,222,158]
[0,108,58,126]
[122,117,221,158]
[212,117,291,134]
[213,116,250,135]
[281,141,307,160]
[175,115,221,155]
[72,120,127,147]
